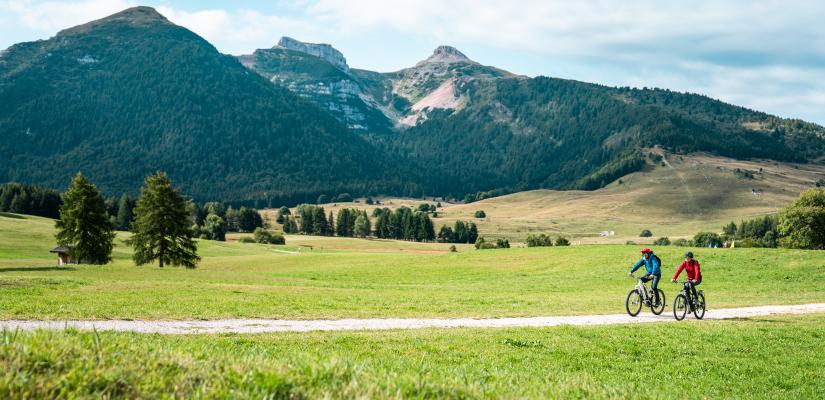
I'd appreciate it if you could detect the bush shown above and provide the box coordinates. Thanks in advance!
[555,237,570,246]
[693,232,722,248]
[238,236,255,243]
[526,233,553,247]
[449,245,457,252]
[625,240,637,245]
[653,237,671,246]
[778,188,825,250]
[474,210,486,218]
[672,238,691,247]
[253,228,286,245]
[639,229,653,237]
[474,237,498,250]
[496,238,510,248]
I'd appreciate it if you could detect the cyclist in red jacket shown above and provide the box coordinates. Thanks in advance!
[671,251,702,302]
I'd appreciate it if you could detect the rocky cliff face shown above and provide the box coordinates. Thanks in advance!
[241,41,517,130]
[276,37,350,73]
[237,44,392,131]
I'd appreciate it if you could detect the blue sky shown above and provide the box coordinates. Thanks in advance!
[2,0,825,124]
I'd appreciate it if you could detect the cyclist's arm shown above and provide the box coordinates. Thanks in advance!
[630,259,644,274]
[672,262,685,281]
[694,262,701,281]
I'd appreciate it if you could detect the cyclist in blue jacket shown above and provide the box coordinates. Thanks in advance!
[629,248,662,305]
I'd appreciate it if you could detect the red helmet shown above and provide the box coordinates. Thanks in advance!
[641,248,652,254]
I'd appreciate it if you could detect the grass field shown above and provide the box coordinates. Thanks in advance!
[268,152,825,243]
[2,313,824,398]
[1,213,824,320]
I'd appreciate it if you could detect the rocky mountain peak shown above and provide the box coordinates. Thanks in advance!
[423,46,472,64]
[276,37,350,73]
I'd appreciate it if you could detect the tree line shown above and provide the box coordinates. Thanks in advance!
[278,205,438,242]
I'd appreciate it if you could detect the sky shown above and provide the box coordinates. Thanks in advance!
[2,0,824,125]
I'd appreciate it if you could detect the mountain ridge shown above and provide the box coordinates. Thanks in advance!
[1,6,824,205]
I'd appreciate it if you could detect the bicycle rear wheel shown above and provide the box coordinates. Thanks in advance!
[626,289,642,317]
[673,293,688,321]
[651,289,666,315]
[693,292,706,319]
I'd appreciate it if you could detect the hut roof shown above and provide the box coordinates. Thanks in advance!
[49,245,75,254]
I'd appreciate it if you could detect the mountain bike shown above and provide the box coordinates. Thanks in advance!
[673,280,705,320]
[625,274,665,316]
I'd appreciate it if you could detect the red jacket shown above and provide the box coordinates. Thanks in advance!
[673,260,702,281]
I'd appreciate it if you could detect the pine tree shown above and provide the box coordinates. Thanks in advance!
[336,208,351,237]
[55,172,115,264]
[115,194,134,231]
[312,207,328,235]
[467,222,479,244]
[129,172,199,268]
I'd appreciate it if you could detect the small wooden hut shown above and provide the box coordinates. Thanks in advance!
[50,245,78,266]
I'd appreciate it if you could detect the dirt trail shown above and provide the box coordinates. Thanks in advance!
[1,303,823,335]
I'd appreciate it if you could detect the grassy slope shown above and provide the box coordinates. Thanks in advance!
[273,152,825,243]
[1,213,824,320]
[2,313,824,398]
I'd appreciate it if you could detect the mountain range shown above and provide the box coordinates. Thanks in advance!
[1,6,823,204]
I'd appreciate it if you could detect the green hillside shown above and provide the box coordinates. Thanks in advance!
[388,77,825,197]
[0,7,418,203]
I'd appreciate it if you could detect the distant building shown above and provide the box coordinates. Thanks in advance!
[50,245,78,266]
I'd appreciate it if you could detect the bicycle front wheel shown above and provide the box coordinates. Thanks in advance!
[651,289,666,315]
[673,293,688,321]
[693,292,706,319]
[626,289,642,317]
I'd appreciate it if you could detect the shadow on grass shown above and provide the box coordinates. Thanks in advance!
[0,266,76,272]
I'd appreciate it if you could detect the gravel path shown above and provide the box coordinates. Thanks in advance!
[2,303,823,335]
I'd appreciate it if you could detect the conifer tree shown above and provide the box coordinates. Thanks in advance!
[129,172,199,268]
[55,172,115,264]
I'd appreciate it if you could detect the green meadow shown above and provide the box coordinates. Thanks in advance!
[2,212,824,399]
[1,214,824,320]
[2,314,824,398]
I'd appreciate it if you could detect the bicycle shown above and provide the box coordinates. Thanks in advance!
[673,280,705,320]
[625,274,665,316]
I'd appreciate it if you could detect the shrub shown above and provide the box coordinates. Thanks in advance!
[474,237,497,250]
[238,236,255,243]
[496,238,510,248]
[449,245,457,252]
[474,210,486,218]
[672,238,691,247]
[639,229,653,237]
[693,232,722,248]
[778,188,825,250]
[653,237,671,246]
[253,228,286,245]
[526,233,553,247]
[555,237,571,246]
[625,240,637,245]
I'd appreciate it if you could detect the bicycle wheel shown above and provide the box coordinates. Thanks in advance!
[626,289,642,317]
[651,289,666,315]
[693,292,706,319]
[673,293,688,321]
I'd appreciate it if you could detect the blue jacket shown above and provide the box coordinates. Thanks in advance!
[630,253,661,276]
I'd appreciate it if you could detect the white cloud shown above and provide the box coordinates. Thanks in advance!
[1,0,134,32]
[156,7,316,54]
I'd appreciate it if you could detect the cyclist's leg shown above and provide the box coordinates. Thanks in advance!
[691,278,701,301]
[651,275,661,303]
